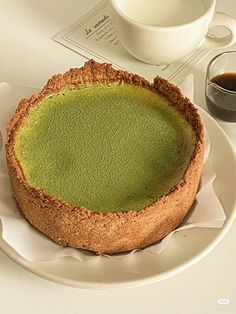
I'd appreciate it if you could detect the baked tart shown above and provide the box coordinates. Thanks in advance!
[6,61,204,254]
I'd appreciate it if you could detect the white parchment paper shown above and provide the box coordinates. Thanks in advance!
[0,79,226,261]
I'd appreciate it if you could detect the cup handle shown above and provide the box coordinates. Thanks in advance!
[204,12,236,49]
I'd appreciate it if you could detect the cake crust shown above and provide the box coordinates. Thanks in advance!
[6,60,204,254]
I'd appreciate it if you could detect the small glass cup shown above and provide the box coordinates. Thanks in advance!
[205,51,236,122]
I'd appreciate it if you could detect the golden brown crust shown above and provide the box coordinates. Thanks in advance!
[6,60,204,254]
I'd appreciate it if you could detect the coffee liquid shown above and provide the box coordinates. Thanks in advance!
[206,73,236,122]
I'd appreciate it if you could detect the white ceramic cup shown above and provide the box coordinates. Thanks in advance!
[110,0,236,65]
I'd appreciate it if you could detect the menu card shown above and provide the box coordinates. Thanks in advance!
[53,0,221,84]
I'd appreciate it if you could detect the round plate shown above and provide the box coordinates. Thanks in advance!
[0,108,236,289]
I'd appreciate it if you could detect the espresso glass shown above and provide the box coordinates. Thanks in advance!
[205,51,236,122]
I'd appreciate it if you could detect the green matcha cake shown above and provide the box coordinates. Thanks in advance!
[6,61,204,254]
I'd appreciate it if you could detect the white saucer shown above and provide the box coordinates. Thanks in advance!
[0,108,236,289]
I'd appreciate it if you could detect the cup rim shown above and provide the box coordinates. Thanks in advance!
[111,0,216,30]
[206,50,236,95]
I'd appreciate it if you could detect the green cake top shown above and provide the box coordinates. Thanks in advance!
[14,84,196,213]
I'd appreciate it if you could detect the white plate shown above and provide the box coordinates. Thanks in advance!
[0,108,236,289]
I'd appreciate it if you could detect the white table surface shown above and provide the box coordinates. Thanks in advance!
[0,1,236,313]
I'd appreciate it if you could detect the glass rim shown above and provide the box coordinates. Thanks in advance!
[206,50,236,95]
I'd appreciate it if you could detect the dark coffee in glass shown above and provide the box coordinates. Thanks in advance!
[205,52,236,122]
